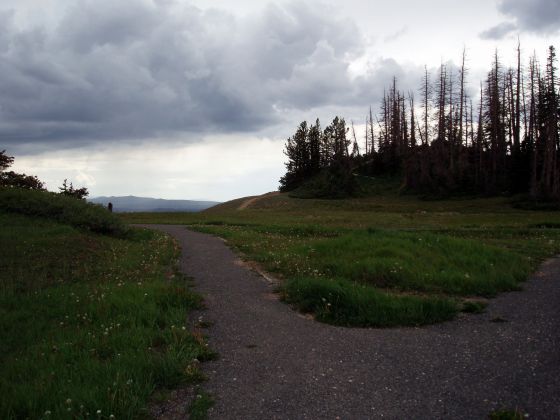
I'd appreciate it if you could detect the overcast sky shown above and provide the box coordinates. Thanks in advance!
[2,0,559,201]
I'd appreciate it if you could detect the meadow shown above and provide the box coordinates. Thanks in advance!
[0,191,214,419]
[3,184,558,418]
[122,188,560,327]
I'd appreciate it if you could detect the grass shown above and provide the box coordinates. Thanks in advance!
[188,389,215,420]
[120,188,560,327]
[461,300,488,314]
[187,224,531,326]
[283,276,457,327]
[0,188,127,236]
[293,230,529,296]
[488,408,526,419]
[0,209,214,419]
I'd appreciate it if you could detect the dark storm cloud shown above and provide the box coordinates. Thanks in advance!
[0,0,410,150]
[481,0,560,39]
[0,1,266,146]
[499,0,560,34]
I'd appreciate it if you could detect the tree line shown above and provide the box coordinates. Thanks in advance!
[280,44,560,201]
[0,150,89,199]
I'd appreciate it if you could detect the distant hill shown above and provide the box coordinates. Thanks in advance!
[88,196,220,213]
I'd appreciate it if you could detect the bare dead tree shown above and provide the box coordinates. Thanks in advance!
[458,47,468,147]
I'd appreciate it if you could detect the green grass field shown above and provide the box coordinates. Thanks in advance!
[122,189,560,327]
[4,184,557,414]
[0,191,214,419]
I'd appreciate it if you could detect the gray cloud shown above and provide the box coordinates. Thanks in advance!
[384,26,408,43]
[1,0,396,151]
[479,21,517,40]
[0,1,270,147]
[482,0,560,39]
[499,0,560,34]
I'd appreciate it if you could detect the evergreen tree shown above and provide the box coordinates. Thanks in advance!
[278,44,560,202]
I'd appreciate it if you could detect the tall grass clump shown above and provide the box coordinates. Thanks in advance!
[283,277,457,327]
[0,188,127,236]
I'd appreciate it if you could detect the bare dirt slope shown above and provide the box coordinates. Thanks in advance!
[146,225,560,420]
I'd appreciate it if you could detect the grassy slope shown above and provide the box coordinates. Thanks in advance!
[0,188,127,236]
[121,189,560,327]
[0,197,213,418]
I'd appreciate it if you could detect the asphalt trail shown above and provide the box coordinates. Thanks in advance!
[145,225,560,419]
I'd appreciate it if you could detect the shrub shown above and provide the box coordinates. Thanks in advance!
[0,188,127,236]
[289,166,358,199]
[58,178,89,199]
[0,171,45,191]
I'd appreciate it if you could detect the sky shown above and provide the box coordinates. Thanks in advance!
[2,0,559,201]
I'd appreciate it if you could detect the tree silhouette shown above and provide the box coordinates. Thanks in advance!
[59,179,89,200]
[0,150,14,172]
[0,150,45,190]
[279,45,560,202]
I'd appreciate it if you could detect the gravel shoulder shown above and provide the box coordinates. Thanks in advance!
[144,225,560,419]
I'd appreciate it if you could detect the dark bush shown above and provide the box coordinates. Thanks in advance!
[0,188,128,236]
[0,171,45,191]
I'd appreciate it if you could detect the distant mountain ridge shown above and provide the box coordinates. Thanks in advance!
[88,195,220,213]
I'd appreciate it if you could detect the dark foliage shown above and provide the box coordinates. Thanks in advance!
[0,188,127,236]
[0,150,45,191]
[0,150,14,172]
[279,117,356,197]
[59,178,89,200]
[0,150,45,190]
[0,171,45,191]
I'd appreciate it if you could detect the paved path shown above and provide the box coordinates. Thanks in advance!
[146,225,559,419]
